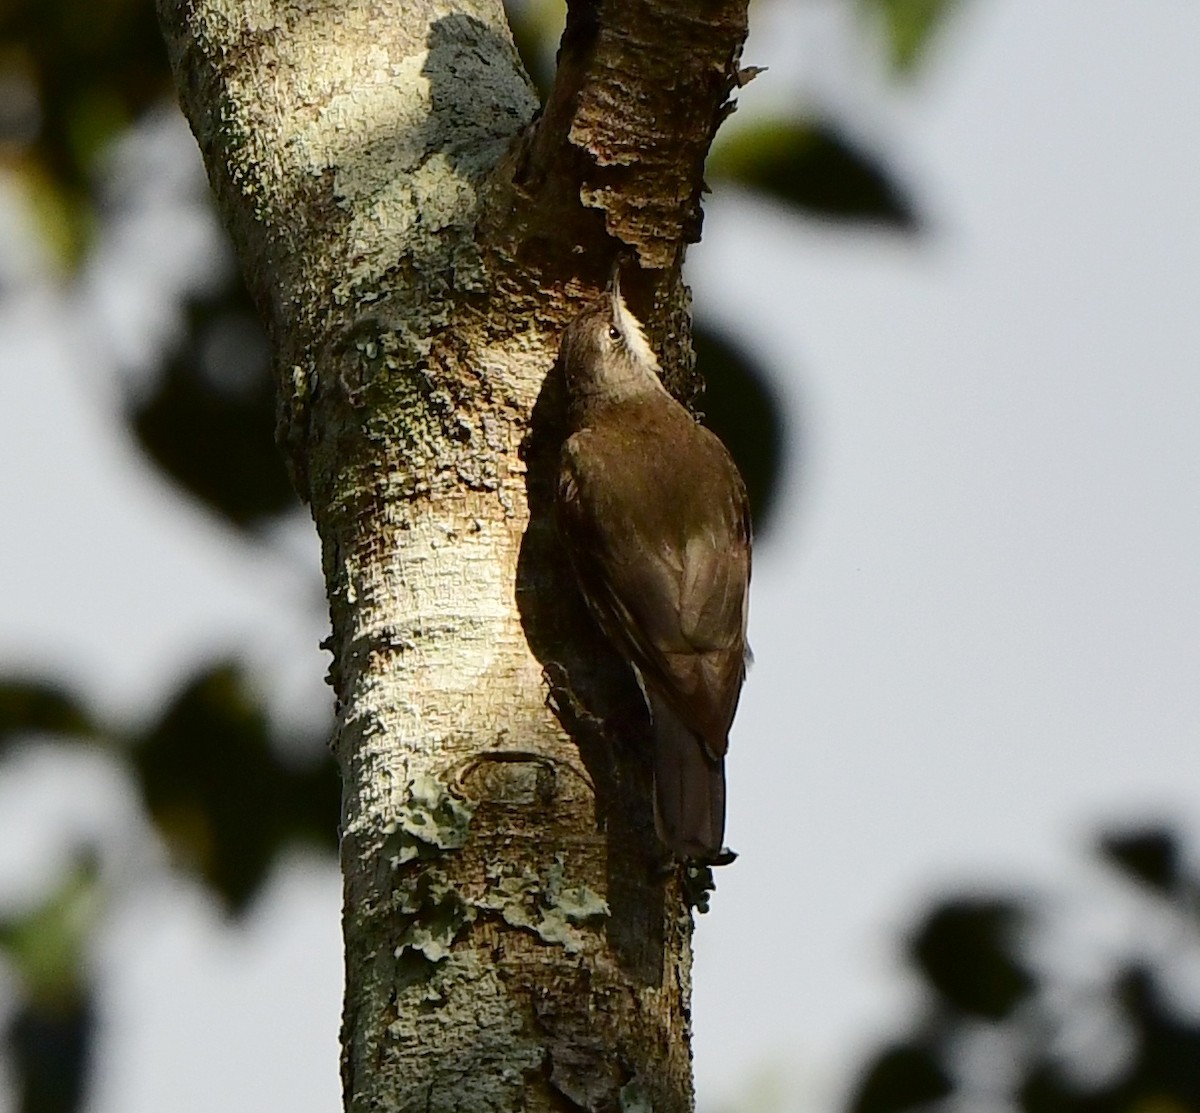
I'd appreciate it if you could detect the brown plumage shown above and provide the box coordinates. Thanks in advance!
[555,276,751,860]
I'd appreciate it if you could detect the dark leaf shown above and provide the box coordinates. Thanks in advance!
[131,663,336,912]
[1099,827,1180,896]
[130,279,298,527]
[708,119,917,229]
[7,994,95,1113]
[0,680,96,747]
[847,1043,953,1113]
[908,898,1034,1020]
[693,325,788,536]
[1017,1062,1102,1113]
[860,0,960,73]
[1114,964,1200,1099]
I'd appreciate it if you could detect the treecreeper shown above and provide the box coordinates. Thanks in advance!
[555,272,753,863]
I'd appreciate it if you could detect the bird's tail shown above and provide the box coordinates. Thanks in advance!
[648,692,726,860]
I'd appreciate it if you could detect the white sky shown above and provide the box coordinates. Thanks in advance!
[0,2,1198,1112]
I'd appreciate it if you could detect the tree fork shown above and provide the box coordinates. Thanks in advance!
[156,1,750,1109]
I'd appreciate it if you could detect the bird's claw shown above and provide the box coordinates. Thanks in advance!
[542,662,607,738]
[682,862,717,914]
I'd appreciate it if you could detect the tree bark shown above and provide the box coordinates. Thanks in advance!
[156,1,750,1109]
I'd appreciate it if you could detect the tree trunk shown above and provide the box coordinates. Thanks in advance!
[156,1,750,1109]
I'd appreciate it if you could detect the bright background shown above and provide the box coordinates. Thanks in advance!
[1,2,1198,1111]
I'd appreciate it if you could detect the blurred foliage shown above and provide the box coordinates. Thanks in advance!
[0,0,171,264]
[848,824,1200,1113]
[1098,828,1182,898]
[0,681,97,749]
[132,663,339,912]
[0,858,100,1113]
[908,898,1034,1020]
[131,279,298,527]
[503,0,563,101]
[7,997,94,1113]
[859,0,961,73]
[850,1044,952,1113]
[708,119,917,229]
[0,664,339,1113]
[0,858,100,1009]
[0,665,340,911]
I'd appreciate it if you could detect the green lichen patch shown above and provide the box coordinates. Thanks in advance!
[370,868,477,995]
[379,774,475,867]
[545,855,610,926]
[394,869,475,964]
[480,855,609,954]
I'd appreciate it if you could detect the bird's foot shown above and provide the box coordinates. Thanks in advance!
[677,847,737,912]
[543,662,607,741]
[682,861,717,914]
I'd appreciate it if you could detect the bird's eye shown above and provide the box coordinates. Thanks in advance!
[606,325,620,341]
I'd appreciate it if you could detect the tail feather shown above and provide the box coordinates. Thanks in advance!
[648,692,726,859]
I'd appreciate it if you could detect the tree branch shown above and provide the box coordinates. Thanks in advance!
[524,0,750,270]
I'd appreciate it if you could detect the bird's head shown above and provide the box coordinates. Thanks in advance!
[558,268,668,419]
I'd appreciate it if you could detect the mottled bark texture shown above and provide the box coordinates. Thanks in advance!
[156,0,751,1109]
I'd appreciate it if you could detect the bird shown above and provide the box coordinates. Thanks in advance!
[555,270,752,861]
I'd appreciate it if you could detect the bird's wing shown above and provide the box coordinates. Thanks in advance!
[558,428,750,756]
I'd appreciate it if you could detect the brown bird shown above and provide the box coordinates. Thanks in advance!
[555,273,752,860]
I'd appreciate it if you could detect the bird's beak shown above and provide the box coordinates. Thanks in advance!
[608,262,623,320]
